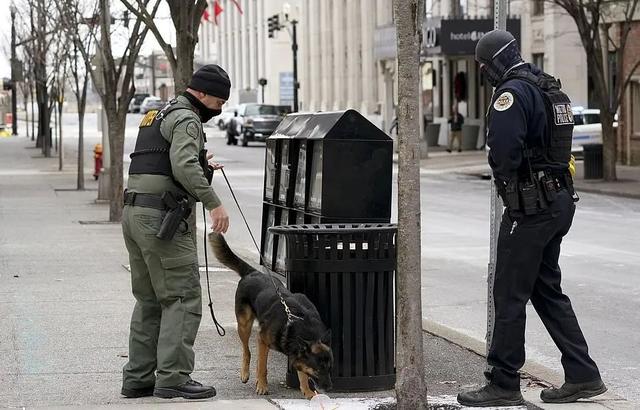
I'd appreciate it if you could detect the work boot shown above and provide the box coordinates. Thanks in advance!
[154,379,216,399]
[540,379,607,403]
[121,385,155,398]
[457,384,524,407]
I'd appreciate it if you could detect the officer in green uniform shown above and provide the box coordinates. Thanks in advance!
[120,65,231,400]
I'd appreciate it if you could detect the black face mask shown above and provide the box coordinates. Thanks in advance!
[181,92,221,123]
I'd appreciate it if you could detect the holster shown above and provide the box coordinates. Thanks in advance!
[156,192,191,241]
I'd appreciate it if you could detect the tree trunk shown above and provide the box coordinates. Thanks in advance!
[30,82,35,142]
[601,110,617,180]
[23,90,30,139]
[393,1,427,409]
[58,100,64,170]
[107,112,126,222]
[77,110,85,190]
[174,30,195,93]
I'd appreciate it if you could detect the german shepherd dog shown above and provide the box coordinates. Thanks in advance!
[208,233,333,399]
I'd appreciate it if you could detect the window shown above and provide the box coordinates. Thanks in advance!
[532,53,544,71]
[532,0,544,15]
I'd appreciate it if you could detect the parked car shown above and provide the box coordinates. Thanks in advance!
[571,107,618,156]
[128,93,150,113]
[139,96,165,114]
[226,103,284,146]
[214,106,237,130]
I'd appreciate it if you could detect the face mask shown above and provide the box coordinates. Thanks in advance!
[200,108,221,123]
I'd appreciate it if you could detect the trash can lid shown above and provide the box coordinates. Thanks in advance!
[269,223,397,235]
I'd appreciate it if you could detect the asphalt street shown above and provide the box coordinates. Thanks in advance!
[49,112,640,402]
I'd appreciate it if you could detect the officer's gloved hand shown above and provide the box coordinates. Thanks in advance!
[569,155,576,177]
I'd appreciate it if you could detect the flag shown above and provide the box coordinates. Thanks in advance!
[214,0,224,24]
[230,0,243,15]
[202,6,212,22]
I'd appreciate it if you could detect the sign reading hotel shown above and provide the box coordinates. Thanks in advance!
[440,19,520,55]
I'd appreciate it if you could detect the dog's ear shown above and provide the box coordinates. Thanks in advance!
[321,329,332,345]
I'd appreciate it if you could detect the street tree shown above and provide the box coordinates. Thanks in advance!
[57,0,160,221]
[119,0,208,93]
[56,0,99,190]
[20,0,65,157]
[551,0,640,180]
[393,0,428,409]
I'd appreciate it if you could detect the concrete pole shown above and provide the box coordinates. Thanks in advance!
[487,0,508,362]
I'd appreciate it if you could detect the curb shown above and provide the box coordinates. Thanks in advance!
[421,318,629,409]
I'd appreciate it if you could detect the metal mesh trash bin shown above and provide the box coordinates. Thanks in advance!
[583,143,603,179]
[269,223,397,392]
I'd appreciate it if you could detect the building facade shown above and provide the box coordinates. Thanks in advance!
[197,0,299,107]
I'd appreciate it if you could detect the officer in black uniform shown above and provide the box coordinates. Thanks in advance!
[457,30,607,407]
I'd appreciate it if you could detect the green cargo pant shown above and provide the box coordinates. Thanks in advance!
[121,204,202,389]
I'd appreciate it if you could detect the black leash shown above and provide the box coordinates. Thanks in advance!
[219,168,302,324]
[202,203,226,337]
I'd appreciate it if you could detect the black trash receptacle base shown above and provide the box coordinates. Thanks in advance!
[270,224,397,393]
[286,369,395,392]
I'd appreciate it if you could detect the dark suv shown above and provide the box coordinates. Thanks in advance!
[226,104,285,146]
[128,93,150,113]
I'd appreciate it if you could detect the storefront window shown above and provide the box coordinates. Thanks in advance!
[533,53,544,71]
[532,0,544,15]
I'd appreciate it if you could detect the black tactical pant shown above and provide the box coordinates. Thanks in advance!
[486,190,601,391]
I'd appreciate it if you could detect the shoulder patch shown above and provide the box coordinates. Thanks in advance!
[139,110,158,128]
[553,103,574,125]
[493,91,514,112]
[186,121,201,139]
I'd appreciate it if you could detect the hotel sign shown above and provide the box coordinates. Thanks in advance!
[440,18,520,55]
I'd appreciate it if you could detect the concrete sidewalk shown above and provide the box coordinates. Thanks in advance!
[0,135,627,409]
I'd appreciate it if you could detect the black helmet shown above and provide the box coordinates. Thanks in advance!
[475,30,523,87]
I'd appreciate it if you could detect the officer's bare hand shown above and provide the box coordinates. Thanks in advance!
[210,205,229,234]
[206,152,214,161]
[210,162,224,170]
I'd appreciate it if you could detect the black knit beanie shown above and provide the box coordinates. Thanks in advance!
[189,64,231,100]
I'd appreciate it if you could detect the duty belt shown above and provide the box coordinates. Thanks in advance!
[123,190,166,210]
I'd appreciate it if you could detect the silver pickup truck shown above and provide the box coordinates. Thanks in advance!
[226,103,286,146]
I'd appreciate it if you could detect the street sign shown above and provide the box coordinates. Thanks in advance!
[279,72,294,106]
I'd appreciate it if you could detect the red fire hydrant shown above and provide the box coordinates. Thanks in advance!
[93,143,103,181]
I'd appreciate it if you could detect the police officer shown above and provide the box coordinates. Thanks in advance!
[457,30,607,407]
[120,65,231,400]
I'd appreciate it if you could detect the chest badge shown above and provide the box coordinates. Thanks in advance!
[493,91,514,112]
[553,103,574,125]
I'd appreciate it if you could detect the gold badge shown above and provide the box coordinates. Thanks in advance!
[139,110,158,127]
[493,91,514,112]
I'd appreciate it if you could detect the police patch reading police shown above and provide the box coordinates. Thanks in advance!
[493,91,514,111]
[553,103,574,125]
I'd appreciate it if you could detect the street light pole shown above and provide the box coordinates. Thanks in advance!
[11,4,18,136]
[291,19,298,112]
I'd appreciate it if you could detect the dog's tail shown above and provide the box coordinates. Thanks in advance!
[208,232,257,278]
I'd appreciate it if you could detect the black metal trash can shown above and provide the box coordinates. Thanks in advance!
[269,223,397,392]
[583,143,604,179]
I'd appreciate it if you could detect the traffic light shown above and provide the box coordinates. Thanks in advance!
[123,11,129,28]
[267,14,280,38]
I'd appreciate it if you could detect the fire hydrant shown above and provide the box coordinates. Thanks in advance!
[93,143,103,181]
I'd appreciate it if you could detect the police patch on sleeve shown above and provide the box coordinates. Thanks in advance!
[186,121,200,139]
[553,103,574,125]
[493,91,514,112]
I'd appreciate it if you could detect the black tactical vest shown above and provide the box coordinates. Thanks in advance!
[129,100,207,178]
[500,70,574,173]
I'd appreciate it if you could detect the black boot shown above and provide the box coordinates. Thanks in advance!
[121,385,155,398]
[154,379,216,399]
[457,384,524,407]
[540,379,607,403]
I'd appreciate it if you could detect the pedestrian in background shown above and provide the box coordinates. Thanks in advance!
[457,30,606,407]
[120,64,231,400]
[447,103,464,153]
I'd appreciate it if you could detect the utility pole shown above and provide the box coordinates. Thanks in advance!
[486,0,508,365]
[11,4,18,136]
[291,19,298,112]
